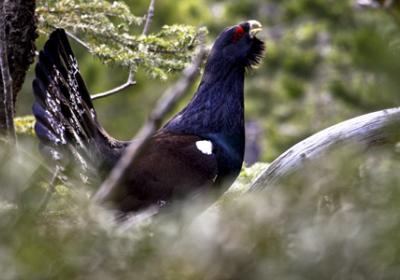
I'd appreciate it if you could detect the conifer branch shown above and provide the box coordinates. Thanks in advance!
[37,0,206,82]
[91,0,156,100]
[93,36,207,204]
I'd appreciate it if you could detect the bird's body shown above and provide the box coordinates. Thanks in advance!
[32,21,264,214]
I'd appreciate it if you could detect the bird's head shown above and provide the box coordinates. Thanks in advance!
[208,20,265,70]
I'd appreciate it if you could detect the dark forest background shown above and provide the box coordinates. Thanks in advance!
[17,0,400,162]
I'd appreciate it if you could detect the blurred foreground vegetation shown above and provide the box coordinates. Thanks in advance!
[3,0,400,279]
[1,139,400,279]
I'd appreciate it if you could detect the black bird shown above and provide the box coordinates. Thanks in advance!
[32,21,265,214]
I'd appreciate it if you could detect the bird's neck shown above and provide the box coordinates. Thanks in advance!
[165,62,245,137]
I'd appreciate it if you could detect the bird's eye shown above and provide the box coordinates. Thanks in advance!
[232,25,245,43]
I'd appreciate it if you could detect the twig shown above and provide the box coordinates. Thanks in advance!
[65,30,90,50]
[67,26,137,100]
[90,78,137,100]
[142,0,156,36]
[0,0,16,143]
[64,31,138,99]
[118,204,160,231]
[93,38,207,204]
[37,166,60,213]
[250,107,400,192]
[91,0,156,101]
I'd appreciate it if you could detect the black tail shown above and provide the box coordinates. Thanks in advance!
[32,29,126,179]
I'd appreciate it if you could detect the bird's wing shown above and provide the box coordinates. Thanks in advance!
[32,29,127,181]
[107,131,219,213]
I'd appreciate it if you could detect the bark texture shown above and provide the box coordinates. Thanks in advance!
[0,0,37,137]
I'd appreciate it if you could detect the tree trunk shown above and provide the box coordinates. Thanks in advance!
[0,0,37,139]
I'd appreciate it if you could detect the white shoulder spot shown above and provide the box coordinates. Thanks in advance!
[195,140,213,155]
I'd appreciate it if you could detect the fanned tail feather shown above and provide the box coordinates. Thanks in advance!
[32,29,126,182]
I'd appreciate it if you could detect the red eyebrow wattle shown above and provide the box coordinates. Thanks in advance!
[232,25,245,42]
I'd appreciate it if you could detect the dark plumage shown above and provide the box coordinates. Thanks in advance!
[32,21,265,214]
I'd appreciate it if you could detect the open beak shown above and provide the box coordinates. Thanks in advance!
[248,20,263,38]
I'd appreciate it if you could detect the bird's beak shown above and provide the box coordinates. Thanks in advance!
[248,20,263,38]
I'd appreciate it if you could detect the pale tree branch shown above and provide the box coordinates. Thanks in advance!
[0,0,16,143]
[89,79,137,100]
[91,0,156,101]
[142,0,156,36]
[250,107,400,192]
[65,30,90,50]
[65,30,135,100]
[37,166,60,213]
[93,38,207,204]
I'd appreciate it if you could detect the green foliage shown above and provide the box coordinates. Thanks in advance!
[36,0,144,37]
[14,115,35,135]
[90,25,207,80]
[2,140,400,279]
[36,0,207,80]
